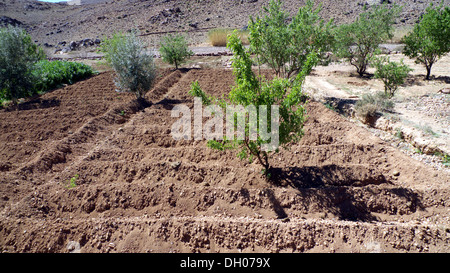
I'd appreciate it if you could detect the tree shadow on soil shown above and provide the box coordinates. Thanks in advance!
[5,98,61,111]
[155,98,190,110]
[268,166,424,222]
[265,188,289,220]
[403,74,450,86]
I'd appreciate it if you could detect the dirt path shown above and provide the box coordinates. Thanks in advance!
[304,76,354,100]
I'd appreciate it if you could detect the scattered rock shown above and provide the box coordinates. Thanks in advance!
[69,41,78,50]
[171,161,181,169]
[438,88,450,94]
[363,0,392,6]
[54,38,101,53]
[0,161,12,172]
[24,2,50,11]
[66,241,81,253]
[0,16,23,27]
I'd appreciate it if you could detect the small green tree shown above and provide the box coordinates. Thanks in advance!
[334,4,401,77]
[159,34,193,69]
[0,26,45,105]
[101,32,156,101]
[189,32,317,177]
[372,56,412,98]
[403,2,450,80]
[248,0,334,79]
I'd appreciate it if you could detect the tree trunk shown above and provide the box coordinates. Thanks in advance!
[357,64,366,77]
[425,65,432,80]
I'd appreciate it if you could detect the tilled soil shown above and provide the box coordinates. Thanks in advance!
[0,68,449,253]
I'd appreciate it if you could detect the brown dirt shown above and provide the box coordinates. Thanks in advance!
[0,68,449,253]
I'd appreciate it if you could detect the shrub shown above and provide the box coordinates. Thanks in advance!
[0,26,45,105]
[159,34,194,69]
[334,4,400,77]
[101,32,156,100]
[402,2,450,80]
[189,32,317,178]
[354,92,394,124]
[248,0,334,79]
[32,60,94,93]
[372,56,412,98]
[208,28,249,47]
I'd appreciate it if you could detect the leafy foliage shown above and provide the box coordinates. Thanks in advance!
[101,32,156,100]
[189,32,317,176]
[402,2,450,80]
[32,60,94,93]
[66,174,79,189]
[372,56,412,98]
[159,34,193,69]
[248,0,334,79]
[334,4,400,77]
[0,26,45,104]
[99,32,126,64]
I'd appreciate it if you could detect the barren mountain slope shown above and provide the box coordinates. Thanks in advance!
[1,0,449,47]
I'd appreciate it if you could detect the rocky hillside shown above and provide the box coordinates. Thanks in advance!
[1,0,449,48]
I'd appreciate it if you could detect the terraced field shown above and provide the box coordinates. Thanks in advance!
[0,68,449,253]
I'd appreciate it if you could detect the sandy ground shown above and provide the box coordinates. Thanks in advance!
[303,54,450,161]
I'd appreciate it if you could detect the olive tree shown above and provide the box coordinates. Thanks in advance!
[0,26,45,105]
[159,34,193,70]
[101,32,156,101]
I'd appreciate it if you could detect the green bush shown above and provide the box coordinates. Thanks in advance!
[0,26,45,104]
[334,4,400,77]
[159,34,194,69]
[189,32,317,178]
[32,60,94,93]
[101,32,156,100]
[99,32,126,65]
[372,56,412,98]
[248,0,334,79]
[403,2,450,80]
[354,92,394,124]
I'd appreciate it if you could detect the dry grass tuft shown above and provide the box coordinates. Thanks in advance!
[208,28,249,47]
